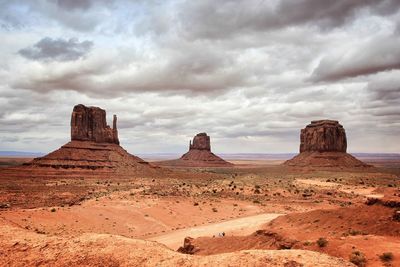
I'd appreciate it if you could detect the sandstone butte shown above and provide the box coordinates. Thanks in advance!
[71,104,120,145]
[157,133,233,167]
[1,104,164,180]
[285,120,369,168]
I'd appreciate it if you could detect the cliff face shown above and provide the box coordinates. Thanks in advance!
[189,133,211,151]
[71,104,119,145]
[285,120,368,168]
[300,120,346,153]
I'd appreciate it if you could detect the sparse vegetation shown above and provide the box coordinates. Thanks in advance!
[34,228,46,234]
[365,198,379,205]
[379,252,393,262]
[316,237,328,247]
[393,210,400,221]
[348,229,364,236]
[349,251,366,267]
[50,208,56,212]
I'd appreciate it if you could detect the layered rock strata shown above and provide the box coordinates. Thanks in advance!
[285,120,368,168]
[300,120,346,153]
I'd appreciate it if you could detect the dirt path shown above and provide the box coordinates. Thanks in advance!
[148,213,283,250]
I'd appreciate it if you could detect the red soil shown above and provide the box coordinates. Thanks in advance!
[0,222,356,267]
[266,204,400,239]
[25,140,164,177]
[156,149,233,167]
[182,204,400,266]
[285,151,370,168]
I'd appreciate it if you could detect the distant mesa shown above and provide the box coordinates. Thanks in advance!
[285,120,369,168]
[156,133,233,167]
[3,104,162,179]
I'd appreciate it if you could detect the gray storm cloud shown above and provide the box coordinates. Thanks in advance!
[0,0,400,153]
[310,37,400,82]
[367,72,400,101]
[173,0,400,40]
[55,0,93,11]
[0,0,112,32]
[13,42,251,95]
[18,37,93,62]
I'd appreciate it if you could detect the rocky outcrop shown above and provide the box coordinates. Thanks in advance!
[300,120,346,153]
[177,237,198,254]
[189,133,211,151]
[71,104,119,145]
[176,230,298,256]
[285,120,368,168]
[156,133,233,167]
[13,104,164,179]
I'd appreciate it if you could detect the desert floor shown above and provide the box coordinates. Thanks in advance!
[0,155,399,266]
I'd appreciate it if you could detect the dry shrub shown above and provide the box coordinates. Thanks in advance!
[349,251,366,267]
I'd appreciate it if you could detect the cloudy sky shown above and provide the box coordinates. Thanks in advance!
[1,0,399,154]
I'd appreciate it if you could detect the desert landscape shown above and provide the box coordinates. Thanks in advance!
[0,105,399,267]
[1,1,400,266]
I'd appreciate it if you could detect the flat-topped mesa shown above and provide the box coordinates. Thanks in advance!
[300,120,346,153]
[285,119,369,168]
[189,133,211,151]
[71,104,119,145]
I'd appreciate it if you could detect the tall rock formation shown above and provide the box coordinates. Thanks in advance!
[10,104,163,179]
[285,120,368,168]
[299,120,346,153]
[189,133,211,151]
[71,104,119,144]
[156,133,233,167]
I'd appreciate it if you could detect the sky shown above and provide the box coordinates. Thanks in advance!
[0,0,399,154]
